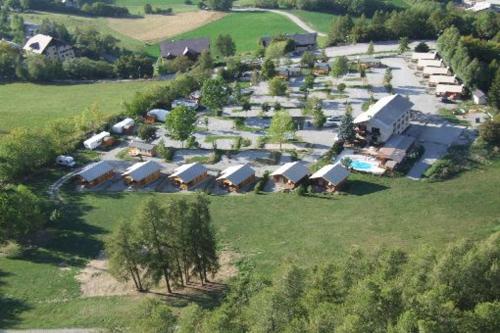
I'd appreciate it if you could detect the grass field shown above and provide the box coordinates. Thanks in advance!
[0,81,162,132]
[114,0,197,14]
[146,12,306,56]
[1,161,500,329]
[288,10,338,35]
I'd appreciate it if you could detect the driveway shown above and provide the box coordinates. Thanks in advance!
[232,8,326,36]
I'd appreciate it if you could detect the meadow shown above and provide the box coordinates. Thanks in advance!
[1,161,499,329]
[0,81,162,132]
[146,12,306,56]
[114,0,197,14]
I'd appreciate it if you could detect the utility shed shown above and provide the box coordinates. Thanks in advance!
[83,131,110,150]
[216,164,256,192]
[271,161,309,189]
[112,118,135,134]
[75,161,114,187]
[310,162,349,192]
[169,163,208,190]
[122,160,162,186]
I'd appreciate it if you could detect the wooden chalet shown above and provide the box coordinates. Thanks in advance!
[309,162,349,192]
[271,161,309,189]
[216,164,256,192]
[75,161,114,187]
[129,141,157,157]
[169,163,208,190]
[122,160,162,186]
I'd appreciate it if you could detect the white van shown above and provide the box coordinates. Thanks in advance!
[56,155,76,167]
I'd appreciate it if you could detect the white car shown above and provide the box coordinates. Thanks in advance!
[56,155,76,167]
[324,117,341,128]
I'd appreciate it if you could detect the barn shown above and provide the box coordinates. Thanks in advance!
[75,161,115,187]
[271,161,309,189]
[309,162,349,192]
[169,163,208,190]
[122,160,162,186]
[216,164,256,192]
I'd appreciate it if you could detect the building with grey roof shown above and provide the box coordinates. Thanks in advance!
[75,161,115,187]
[217,164,256,192]
[129,141,156,157]
[260,33,317,52]
[23,34,75,61]
[159,38,210,60]
[169,163,208,190]
[271,161,309,189]
[310,162,349,192]
[354,94,414,144]
[122,160,162,186]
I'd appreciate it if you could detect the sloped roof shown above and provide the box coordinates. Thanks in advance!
[261,33,317,47]
[216,164,255,186]
[23,34,53,54]
[429,75,456,84]
[310,162,349,186]
[271,161,309,183]
[77,161,114,182]
[418,59,442,67]
[436,84,464,94]
[112,118,134,132]
[169,163,207,183]
[423,66,450,75]
[411,52,436,60]
[129,141,156,151]
[122,160,162,181]
[160,38,209,58]
[378,134,416,163]
[354,94,413,127]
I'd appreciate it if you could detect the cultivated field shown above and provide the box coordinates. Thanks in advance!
[1,161,499,329]
[0,81,162,132]
[107,11,226,42]
[147,11,306,56]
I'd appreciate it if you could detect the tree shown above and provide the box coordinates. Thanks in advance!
[338,105,356,143]
[265,40,288,60]
[479,119,500,146]
[269,111,295,150]
[312,108,326,129]
[106,221,146,292]
[261,58,276,79]
[197,50,213,71]
[269,77,287,96]
[331,56,349,78]
[205,0,233,11]
[201,77,229,115]
[398,37,410,54]
[367,41,374,55]
[414,42,430,53]
[328,15,353,45]
[137,124,157,142]
[165,105,196,147]
[337,83,346,92]
[133,298,177,333]
[215,34,236,57]
[488,69,500,110]
[144,3,153,14]
[300,51,315,68]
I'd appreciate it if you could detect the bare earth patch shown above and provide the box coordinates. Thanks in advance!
[76,250,240,298]
[107,11,226,42]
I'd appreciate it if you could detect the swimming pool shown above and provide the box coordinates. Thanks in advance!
[351,160,374,171]
[342,154,386,175]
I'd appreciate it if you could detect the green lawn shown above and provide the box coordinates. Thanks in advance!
[114,0,198,14]
[0,81,161,132]
[146,12,306,57]
[288,10,338,35]
[1,161,500,329]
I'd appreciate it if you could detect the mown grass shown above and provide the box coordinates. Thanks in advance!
[146,12,305,57]
[114,0,197,14]
[0,81,162,132]
[288,10,338,34]
[1,161,500,329]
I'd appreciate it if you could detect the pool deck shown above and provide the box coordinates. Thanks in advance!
[335,150,386,175]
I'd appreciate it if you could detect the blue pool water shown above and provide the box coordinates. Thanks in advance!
[351,160,374,171]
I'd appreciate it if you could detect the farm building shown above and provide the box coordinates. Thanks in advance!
[216,164,256,192]
[128,141,156,157]
[23,34,75,61]
[122,160,162,186]
[159,38,209,60]
[472,89,487,105]
[111,118,135,134]
[310,162,349,192]
[169,163,209,190]
[423,66,451,77]
[75,161,114,187]
[417,59,443,69]
[354,94,414,144]
[260,33,317,51]
[428,75,457,86]
[271,161,309,189]
[435,84,464,98]
[376,134,417,170]
[411,52,437,61]
[83,131,111,150]
[146,109,169,123]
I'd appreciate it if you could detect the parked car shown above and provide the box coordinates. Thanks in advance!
[56,155,76,167]
[324,117,341,128]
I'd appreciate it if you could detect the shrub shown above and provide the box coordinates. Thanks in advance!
[0,241,23,258]
[414,42,430,53]
[269,77,287,96]
[186,135,198,148]
[424,159,457,180]
[337,83,346,92]
[296,184,307,196]
[254,171,270,193]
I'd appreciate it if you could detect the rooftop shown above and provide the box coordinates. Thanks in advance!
[378,135,416,163]
[122,160,162,181]
[217,164,255,186]
[77,161,114,182]
[271,161,309,183]
[310,162,349,186]
[169,162,208,183]
[159,38,209,58]
[354,94,414,128]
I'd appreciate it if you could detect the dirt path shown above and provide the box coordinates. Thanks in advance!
[232,7,327,37]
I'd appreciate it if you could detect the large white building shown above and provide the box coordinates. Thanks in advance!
[23,34,75,61]
[354,94,414,144]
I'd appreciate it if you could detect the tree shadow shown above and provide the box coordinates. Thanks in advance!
[344,180,389,196]
[0,270,32,328]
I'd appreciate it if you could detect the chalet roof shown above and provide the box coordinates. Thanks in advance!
[271,161,309,183]
[429,75,457,84]
[310,162,349,186]
[77,161,114,182]
[261,33,317,47]
[129,141,156,151]
[378,135,416,163]
[169,163,207,183]
[216,164,255,186]
[411,52,437,60]
[122,160,162,181]
[423,66,450,75]
[436,84,464,94]
[159,38,209,58]
[354,94,413,128]
[23,34,53,54]
[418,59,443,68]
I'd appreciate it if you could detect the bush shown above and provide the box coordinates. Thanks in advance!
[414,42,430,53]
[254,171,270,193]
[296,183,307,196]
[138,124,157,142]
[186,135,198,148]
[337,83,346,92]
[423,159,457,180]
[269,77,287,96]
[0,241,23,259]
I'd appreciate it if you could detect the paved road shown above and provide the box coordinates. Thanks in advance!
[232,7,326,36]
